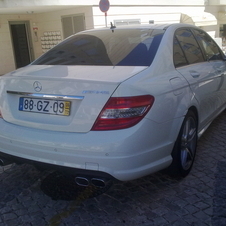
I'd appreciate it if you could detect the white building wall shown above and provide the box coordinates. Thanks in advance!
[0,0,206,7]
[0,16,14,74]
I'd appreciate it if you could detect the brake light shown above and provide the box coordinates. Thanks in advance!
[91,95,154,131]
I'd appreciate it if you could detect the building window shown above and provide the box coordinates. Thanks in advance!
[62,14,85,39]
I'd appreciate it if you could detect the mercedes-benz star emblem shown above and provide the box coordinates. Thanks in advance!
[33,81,42,92]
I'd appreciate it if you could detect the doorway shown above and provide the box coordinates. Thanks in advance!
[9,21,34,68]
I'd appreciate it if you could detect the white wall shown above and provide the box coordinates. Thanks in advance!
[209,0,226,5]
[0,0,206,7]
[0,16,14,74]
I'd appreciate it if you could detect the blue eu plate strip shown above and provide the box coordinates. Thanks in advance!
[19,97,24,111]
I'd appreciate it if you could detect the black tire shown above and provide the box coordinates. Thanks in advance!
[168,110,198,177]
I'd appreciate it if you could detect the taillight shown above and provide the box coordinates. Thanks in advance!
[91,95,154,131]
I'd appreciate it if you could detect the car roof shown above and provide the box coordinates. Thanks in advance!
[79,23,198,34]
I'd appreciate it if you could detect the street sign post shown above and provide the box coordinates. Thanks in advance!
[99,0,110,27]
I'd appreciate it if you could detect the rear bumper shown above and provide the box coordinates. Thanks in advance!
[0,151,114,180]
[0,118,175,181]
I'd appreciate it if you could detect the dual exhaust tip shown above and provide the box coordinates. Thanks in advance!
[75,176,110,188]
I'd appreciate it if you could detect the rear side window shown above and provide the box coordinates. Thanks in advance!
[175,29,204,65]
[193,29,223,61]
[173,37,188,68]
[33,29,164,66]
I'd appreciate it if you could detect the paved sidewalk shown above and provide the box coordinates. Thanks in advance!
[1,111,226,226]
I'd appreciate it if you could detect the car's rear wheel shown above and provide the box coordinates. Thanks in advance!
[168,110,198,177]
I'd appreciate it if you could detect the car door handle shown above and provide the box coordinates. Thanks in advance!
[190,70,200,78]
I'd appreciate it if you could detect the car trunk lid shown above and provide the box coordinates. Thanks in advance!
[1,65,147,132]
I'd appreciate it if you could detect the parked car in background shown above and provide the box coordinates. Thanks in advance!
[0,23,225,187]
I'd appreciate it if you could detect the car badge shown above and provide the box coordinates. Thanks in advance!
[33,81,42,92]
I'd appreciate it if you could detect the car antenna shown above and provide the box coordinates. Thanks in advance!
[110,22,116,33]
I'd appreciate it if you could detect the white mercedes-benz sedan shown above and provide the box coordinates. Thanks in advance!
[0,23,225,186]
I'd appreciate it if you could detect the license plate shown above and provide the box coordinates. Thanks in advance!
[19,97,71,116]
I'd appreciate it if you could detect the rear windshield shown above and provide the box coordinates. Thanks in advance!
[33,29,164,66]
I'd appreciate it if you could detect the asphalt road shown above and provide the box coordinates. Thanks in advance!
[1,110,226,226]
